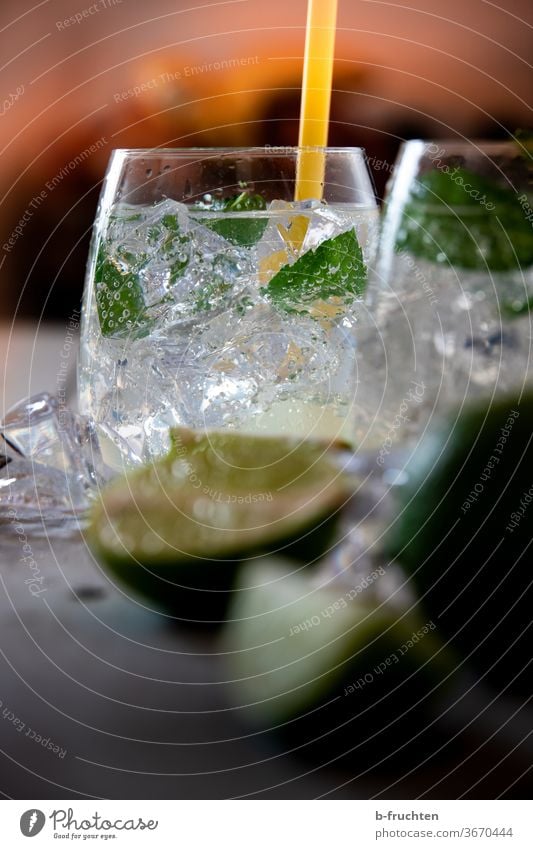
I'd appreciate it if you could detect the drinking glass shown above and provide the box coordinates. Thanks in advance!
[354,139,533,449]
[78,147,378,464]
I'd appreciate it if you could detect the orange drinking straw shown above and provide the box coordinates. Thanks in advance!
[295,0,338,201]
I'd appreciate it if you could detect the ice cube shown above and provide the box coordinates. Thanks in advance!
[163,214,252,326]
[0,393,108,518]
[0,448,86,522]
[200,373,260,428]
[300,204,356,253]
[104,200,254,329]
[105,199,188,254]
[255,200,322,284]
[209,310,332,395]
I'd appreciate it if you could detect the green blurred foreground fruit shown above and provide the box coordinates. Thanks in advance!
[385,390,533,698]
[224,560,452,767]
[86,429,351,622]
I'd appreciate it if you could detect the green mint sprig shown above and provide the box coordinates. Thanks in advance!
[95,209,187,338]
[197,192,268,247]
[397,167,533,271]
[266,228,367,312]
[94,246,147,338]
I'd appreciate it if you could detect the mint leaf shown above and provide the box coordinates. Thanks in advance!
[95,210,192,338]
[95,245,147,338]
[220,192,266,212]
[397,167,533,270]
[196,192,268,247]
[266,228,367,312]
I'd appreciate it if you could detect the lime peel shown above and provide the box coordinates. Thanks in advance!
[86,429,352,614]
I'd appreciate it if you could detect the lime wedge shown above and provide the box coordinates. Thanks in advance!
[86,429,351,621]
[384,390,533,698]
[224,560,450,763]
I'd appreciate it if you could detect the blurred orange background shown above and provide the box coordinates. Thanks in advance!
[0,0,531,321]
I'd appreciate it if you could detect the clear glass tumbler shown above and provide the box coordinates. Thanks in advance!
[354,138,533,450]
[79,147,378,464]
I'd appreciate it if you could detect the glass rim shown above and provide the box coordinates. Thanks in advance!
[399,138,521,152]
[110,146,369,157]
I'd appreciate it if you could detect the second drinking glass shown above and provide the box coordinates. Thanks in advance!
[354,138,533,450]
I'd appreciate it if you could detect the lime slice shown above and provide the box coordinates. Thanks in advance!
[397,167,533,271]
[224,560,450,763]
[86,429,351,621]
[384,390,533,698]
